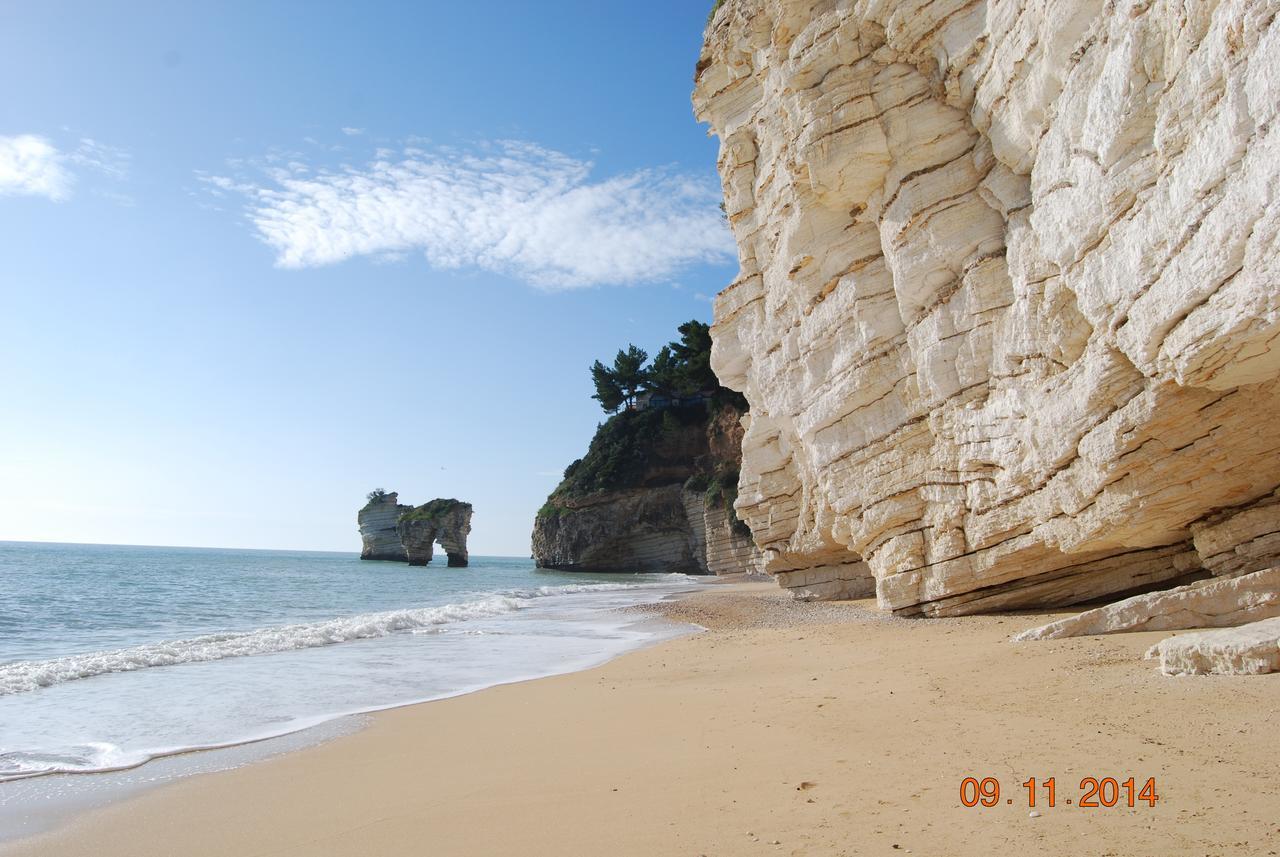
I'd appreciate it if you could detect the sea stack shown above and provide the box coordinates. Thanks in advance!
[397,500,473,567]
[357,492,473,567]
[358,491,411,562]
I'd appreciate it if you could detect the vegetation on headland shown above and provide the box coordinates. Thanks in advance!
[589,320,726,413]
[538,319,748,512]
[400,498,468,523]
[552,404,712,500]
[686,466,749,536]
[707,0,726,26]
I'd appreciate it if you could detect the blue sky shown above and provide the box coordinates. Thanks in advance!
[0,1,736,555]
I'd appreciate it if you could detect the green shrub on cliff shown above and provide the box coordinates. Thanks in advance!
[537,502,565,522]
[683,473,710,493]
[400,498,467,523]
[707,0,726,26]
[551,404,708,498]
[704,467,738,509]
[704,466,751,537]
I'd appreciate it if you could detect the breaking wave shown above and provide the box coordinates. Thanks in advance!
[0,579,687,697]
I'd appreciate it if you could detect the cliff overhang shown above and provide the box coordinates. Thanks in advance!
[695,0,1280,614]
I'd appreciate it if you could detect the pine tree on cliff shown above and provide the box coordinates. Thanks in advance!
[588,322,728,412]
[645,346,684,397]
[590,360,624,412]
[591,346,649,411]
[612,345,648,407]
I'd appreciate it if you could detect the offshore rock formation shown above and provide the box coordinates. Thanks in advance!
[533,402,765,576]
[358,493,472,567]
[397,500,473,567]
[1014,567,1280,641]
[695,0,1280,615]
[358,492,411,562]
[1147,617,1280,676]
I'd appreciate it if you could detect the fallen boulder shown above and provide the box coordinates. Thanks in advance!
[1146,618,1280,676]
[1013,568,1280,641]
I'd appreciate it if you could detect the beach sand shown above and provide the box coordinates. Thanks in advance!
[5,583,1278,856]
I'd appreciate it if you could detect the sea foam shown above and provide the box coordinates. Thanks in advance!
[0,580,675,697]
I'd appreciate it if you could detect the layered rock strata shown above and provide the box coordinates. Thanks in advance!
[1146,617,1280,676]
[397,500,473,567]
[683,488,768,576]
[695,0,1280,615]
[536,485,708,574]
[358,492,411,562]
[533,403,765,576]
[1014,567,1280,641]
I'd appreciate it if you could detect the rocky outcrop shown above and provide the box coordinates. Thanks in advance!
[695,0,1280,615]
[358,493,472,567]
[1014,567,1280,641]
[397,500,473,567]
[535,485,707,574]
[533,402,764,575]
[1146,618,1280,676]
[358,492,411,561]
[694,492,767,577]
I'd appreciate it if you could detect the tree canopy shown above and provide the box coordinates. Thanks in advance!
[591,344,648,411]
[588,320,722,413]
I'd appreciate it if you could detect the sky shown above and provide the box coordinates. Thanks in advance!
[0,1,737,555]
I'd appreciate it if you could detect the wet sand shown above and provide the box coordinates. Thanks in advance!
[5,583,1277,856]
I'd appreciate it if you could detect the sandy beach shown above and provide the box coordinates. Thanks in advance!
[5,583,1278,857]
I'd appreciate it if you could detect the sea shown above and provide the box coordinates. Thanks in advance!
[0,541,701,836]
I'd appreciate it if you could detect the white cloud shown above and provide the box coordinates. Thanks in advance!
[0,135,74,201]
[341,127,365,136]
[0,134,131,203]
[207,140,735,289]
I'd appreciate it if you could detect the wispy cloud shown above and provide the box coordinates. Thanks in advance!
[0,135,74,201]
[68,137,131,181]
[204,140,734,289]
[0,134,131,203]
[340,127,365,136]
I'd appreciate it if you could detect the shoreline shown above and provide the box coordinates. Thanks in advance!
[4,584,1278,856]
[0,586,703,845]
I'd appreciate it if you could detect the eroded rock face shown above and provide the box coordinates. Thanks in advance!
[1014,567,1280,640]
[532,402,765,575]
[695,0,1280,615]
[397,500,473,567]
[534,485,707,574]
[1146,617,1280,676]
[358,493,411,562]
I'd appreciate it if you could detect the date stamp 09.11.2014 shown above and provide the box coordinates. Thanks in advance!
[960,777,1160,809]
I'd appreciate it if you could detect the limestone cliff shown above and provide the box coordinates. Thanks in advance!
[397,499,473,567]
[358,492,411,561]
[358,492,473,567]
[532,401,764,575]
[695,0,1280,614]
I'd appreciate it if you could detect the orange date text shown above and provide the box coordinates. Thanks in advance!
[959,776,1159,808]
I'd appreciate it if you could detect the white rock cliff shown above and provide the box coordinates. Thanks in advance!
[695,0,1280,614]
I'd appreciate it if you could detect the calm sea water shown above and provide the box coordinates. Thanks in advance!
[0,542,700,784]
